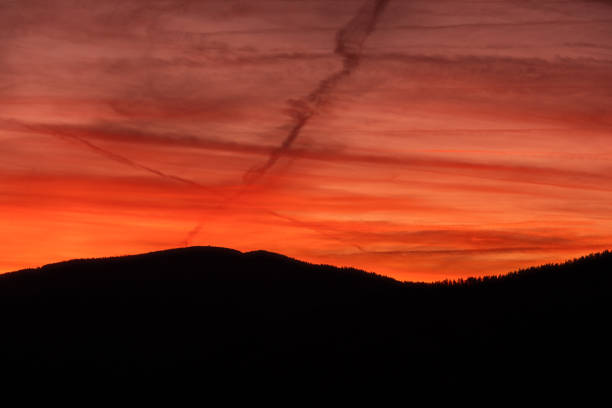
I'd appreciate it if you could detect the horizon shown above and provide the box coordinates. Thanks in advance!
[1,0,612,281]
[5,245,611,284]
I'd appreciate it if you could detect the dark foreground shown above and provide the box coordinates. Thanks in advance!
[1,247,610,390]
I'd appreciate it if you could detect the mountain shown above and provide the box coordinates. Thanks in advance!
[0,246,610,390]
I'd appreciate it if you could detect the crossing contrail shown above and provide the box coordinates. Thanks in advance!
[243,0,391,184]
[185,0,391,245]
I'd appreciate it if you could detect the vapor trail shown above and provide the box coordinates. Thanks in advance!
[184,0,391,245]
[243,0,391,184]
[18,121,214,192]
[6,119,356,249]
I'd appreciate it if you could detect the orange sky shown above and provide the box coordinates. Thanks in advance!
[1,0,612,281]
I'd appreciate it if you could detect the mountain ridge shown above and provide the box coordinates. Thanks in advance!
[0,246,610,389]
[5,245,611,285]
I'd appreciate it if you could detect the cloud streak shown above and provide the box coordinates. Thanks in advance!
[243,0,391,184]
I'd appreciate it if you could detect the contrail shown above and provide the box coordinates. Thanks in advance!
[184,0,391,245]
[5,119,354,249]
[58,132,204,188]
[243,0,391,184]
[16,121,214,192]
[11,123,368,250]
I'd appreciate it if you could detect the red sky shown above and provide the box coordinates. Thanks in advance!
[1,0,612,281]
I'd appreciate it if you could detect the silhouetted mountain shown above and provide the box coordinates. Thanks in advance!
[1,247,610,391]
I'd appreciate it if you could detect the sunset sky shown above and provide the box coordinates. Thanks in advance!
[1,0,612,281]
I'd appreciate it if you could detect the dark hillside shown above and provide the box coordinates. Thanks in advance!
[0,247,610,390]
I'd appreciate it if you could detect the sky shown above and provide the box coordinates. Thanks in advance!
[1,0,612,281]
